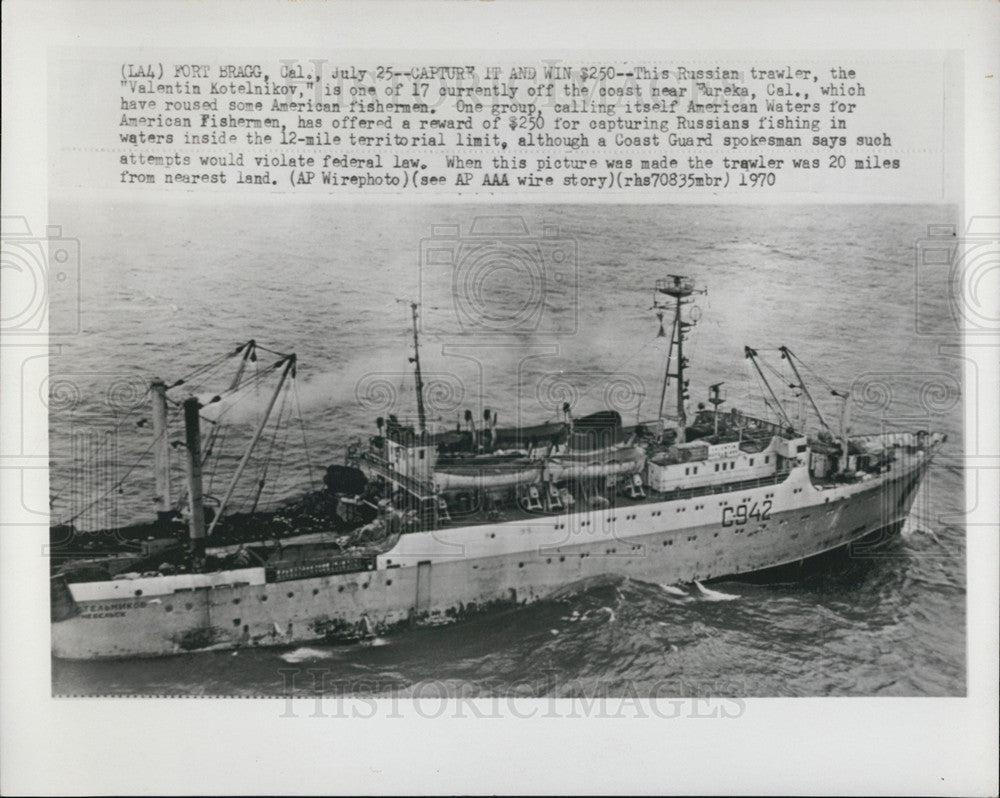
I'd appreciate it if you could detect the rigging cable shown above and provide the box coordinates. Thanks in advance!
[168,343,247,390]
[783,348,841,396]
[744,356,784,426]
[249,382,292,515]
[266,388,296,511]
[49,384,151,508]
[58,438,158,527]
[172,360,284,512]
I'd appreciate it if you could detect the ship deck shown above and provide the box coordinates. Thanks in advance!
[428,468,795,530]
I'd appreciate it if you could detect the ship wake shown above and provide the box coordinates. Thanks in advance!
[693,581,741,601]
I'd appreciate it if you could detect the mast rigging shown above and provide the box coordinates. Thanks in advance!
[744,346,794,431]
[654,276,705,443]
[779,345,834,436]
[206,354,296,537]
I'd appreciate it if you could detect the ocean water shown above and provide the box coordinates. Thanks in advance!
[49,200,965,696]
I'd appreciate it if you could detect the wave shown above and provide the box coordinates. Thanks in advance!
[694,581,740,601]
[279,646,335,663]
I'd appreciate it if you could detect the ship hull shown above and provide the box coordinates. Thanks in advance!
[52,454,932,660]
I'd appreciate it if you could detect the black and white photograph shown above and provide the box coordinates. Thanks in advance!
[2,1,997,795]
[45,201,965,699]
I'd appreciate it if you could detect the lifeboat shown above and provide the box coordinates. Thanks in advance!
[490,420,567,452]
[544,446,646,482]
[432,454,543,490]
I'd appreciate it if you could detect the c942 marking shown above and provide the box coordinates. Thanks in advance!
[721,500,772,527]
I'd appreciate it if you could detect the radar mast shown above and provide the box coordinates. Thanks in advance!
[654,275,705,443]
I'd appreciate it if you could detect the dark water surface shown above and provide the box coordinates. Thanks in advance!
[49,201,964,696]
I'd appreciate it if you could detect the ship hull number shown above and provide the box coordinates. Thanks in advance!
[722,500,772,527]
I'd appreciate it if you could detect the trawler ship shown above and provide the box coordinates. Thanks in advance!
[50,276,945,659]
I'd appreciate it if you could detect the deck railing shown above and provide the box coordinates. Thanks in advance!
[654,469,792,502]
[265,554,376,582]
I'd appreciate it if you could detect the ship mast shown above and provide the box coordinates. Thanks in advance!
[654,276,704,443]
[182,396,207,560]
[150,378,172,523]
[656,311,678,421]
[409,301,427,436]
